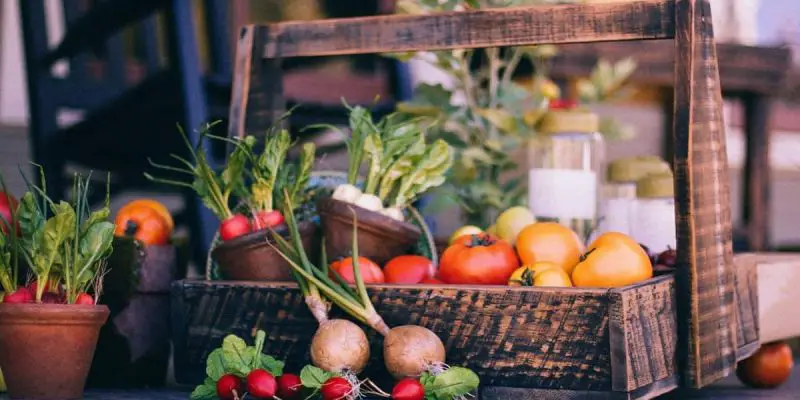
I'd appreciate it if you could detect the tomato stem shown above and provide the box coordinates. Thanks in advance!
[124,220,138,237]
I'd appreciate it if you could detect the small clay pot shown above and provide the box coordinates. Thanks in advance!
[318,197,422,266]
[0,303,109,399]
[211,221,318,281]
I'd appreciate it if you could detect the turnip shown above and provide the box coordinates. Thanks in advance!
[246,369,277,399]
[381,207,404,221]
[277,373,303,400]
[353,193,383,212]
[332,184,362,204]
[271,194,448,382]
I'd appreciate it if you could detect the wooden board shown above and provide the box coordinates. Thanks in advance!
[736,253,800,344]
[171,276,677,398]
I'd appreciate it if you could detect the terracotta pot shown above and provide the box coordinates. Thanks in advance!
[211,221,318,281]
[318,197,422,266]
[0,304,109,400]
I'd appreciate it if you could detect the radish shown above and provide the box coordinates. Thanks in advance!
[75,293,94,305]
[353,193,383,212]
[216,374,243,400]
[321,376,352,400]
[380,207,404,221]
[277,373,303,400]
[246,369,277,399]
[391,378,424,400]
[41,292,63,304]
[2,287,32,304]
[220,214,252,241]
[253,210,285,231]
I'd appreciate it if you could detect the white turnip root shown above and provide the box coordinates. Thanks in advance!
[332,184,362,203]
[384,325,446,379]
[310,319,371,374]
[354,193,383,212]
[380,207,404,221]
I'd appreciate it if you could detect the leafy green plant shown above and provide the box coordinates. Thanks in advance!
[1,166,115,303]
[389,0,637,227]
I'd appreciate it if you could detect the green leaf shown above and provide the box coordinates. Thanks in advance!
[251,330,266,369]
[80,208,110,236]
[300,365,335,389]
[221,334,252,377]
[259,355,285,377]
[74,221,115,286]
[32,201,75,276]
[475,108,518,134]
[206,348,226,381]
[426,367,480,399]
[190,377,218,400]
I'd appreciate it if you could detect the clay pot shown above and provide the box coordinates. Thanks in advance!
[0,304,109,399]
[211,221,318,281]
[318,197,422,266]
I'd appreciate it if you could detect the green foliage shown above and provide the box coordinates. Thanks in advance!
[389,0,637,226]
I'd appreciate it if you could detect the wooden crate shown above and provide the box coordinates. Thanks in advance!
[172,0,753,398]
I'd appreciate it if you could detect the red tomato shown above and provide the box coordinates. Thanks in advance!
[253,210,285,231]
[384,255,434,284]
[438,233,520,285]
[420,277,444,284]
[220,214,252,241]
[0,191,19,235]
[330,257,385,284]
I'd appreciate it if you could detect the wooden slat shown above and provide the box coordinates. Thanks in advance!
[258,0,676,59]
[732,254,760,361]
[672,0,738,388]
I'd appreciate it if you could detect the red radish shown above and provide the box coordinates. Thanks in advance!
[420,277,444,284]
[0,191,19,235]
[246,369,277,399]
[391,378,425,400]
[253,210,285,230]
[321,377,352,400]
[220,214,252,241]
[3,287,33,304]
[75,293,94,305]
[216,374,243,400]
[41,292,64,304]
[277,373,303,400]
[28,278,61,295]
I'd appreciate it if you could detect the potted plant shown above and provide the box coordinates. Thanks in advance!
[390,0,638,228]
[320,103,453,266]
[147,121,320,281]
[0,169,114,399]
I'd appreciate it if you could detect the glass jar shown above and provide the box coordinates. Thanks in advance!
[527,108,603,241]
[598,156,671,237]
[631,172,676,254]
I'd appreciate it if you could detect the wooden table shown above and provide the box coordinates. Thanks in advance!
[546,41,793,252]
[4,371,794,400]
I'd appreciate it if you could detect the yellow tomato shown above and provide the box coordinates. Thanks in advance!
[572,232,652,288]
[448,225,484,245]
[515,222,584,275]
[508,262,571,287]
[495,207,536,245]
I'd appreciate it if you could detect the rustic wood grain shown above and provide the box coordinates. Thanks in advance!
[732,254,760,361]
[258,1,675,59]
[672,0,738,389]
[227,25,285,141]
[608,276,678,394]
[742,95,772,252]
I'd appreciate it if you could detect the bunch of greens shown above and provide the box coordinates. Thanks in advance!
[191,330,285,400]
[1,167,115,304]
[240,128,317,214]
[389,0,637,226]
[146,121,254,222]
[329,103,453,214]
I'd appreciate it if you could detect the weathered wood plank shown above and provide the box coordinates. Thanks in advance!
[258,0,675,59]
[672,0,738,388]
[732,254,760,360]
[172,280,617,390]
[228,25,286,140]
[608,276,677,394]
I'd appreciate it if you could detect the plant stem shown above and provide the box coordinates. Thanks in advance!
[501,48,523,89]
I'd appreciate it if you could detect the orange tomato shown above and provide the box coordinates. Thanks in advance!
[329,257,385,284]
[118,199,174,233]
[114,206,171,246]
[439,233,520,285]
[515,222,584,275]
[737,341,794,389]
[571,232,652,288]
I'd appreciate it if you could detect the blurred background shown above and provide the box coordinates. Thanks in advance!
[0,0,799,265]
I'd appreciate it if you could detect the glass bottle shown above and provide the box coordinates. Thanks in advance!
[599,156,671,237]
[631,171,677,254]
[527,107,604,241]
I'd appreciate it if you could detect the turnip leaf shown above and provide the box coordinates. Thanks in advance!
[205,349,226,381]
[299,365,336,389]
[190,377,217,400]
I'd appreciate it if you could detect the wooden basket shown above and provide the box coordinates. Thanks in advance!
[172,1,755,398]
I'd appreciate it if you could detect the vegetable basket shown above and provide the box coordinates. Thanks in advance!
[172,1,759,398]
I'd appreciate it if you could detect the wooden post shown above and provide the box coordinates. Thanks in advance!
[742,94,772,251]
